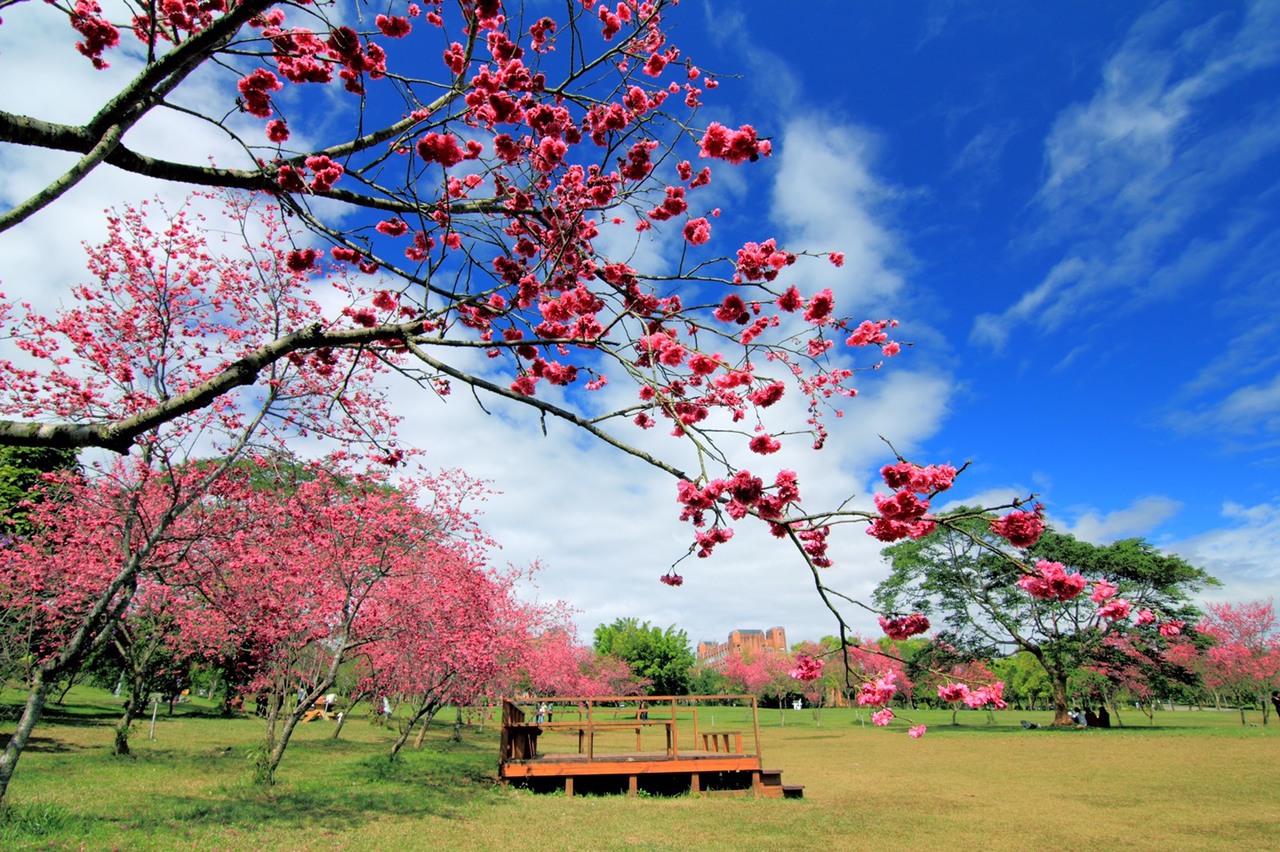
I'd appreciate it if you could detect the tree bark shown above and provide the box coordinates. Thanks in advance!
[0,669,51,803]
[389,700,441,759]
[1048,674,1074,726]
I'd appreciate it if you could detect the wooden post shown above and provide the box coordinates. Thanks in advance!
[565,776,574,797]
[750,696,763,761]
[628,775,638,796]
[690,772,701,796]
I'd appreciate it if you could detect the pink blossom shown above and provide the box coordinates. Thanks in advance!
[789,655,825,682]
[415,132,466,167]
[749,433,781,455]
[879,613,931,640]
[829,252,845,267]
[937,683,970,703]
[990,506,1046,548]
[698,122,769,164]
[376,14,412,37]
[856,671,898,707]
[1158,620,1185,636]
[237,68,282,118]
[659,572,683,587]
[871,708,894,726]
[683,217,711,245]
[1016,560,1087,602]
[1136,609,1156,626]
[1097,599,1132,621]
[881,462,957,494]
[1090,580,1119,603]
[964,682,1007,710]
[803,289,835,324]
[266,119,289,143]
[908,725,927,739]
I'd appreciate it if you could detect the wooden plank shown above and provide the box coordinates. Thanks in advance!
[500,755,761,778]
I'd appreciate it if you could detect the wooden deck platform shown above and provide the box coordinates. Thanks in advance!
[498,695,803,799]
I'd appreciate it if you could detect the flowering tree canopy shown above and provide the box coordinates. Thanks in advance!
[0,0,1042,575]
[875,522,1214,726]
[0,1,1077,770]
[1188,600,1280,726]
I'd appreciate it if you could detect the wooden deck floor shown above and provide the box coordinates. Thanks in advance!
[498,696,803,799]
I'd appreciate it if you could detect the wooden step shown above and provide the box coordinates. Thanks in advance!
[782,784,805,799]
[760,768,785,786]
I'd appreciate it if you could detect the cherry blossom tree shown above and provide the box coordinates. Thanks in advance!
[876,522,1213,726]
[181,462,493,782]
[106,578,192,755]
[3,0,1066,746]
[521,630,647,697]
[362,560,557,759]
[1193,600,1280,726]
[0,195,399,803]
[721,646,793,721]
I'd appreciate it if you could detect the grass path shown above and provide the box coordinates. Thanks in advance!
[2,690,1277,850]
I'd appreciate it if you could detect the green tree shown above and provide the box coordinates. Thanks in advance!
[992,652,1053,711]
[875,515,1214,726]
[0,446,78,537]
[687,664,727,697]
[592,619,695,696]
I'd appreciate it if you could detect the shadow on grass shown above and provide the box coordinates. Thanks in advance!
[0,733,102,754]
[82,738,501,839]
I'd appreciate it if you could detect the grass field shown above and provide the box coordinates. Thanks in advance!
[2,688,1277,850]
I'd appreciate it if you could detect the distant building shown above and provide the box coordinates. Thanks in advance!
[696,627,788,671]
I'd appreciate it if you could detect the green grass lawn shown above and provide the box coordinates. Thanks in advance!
[2,689,1277,850]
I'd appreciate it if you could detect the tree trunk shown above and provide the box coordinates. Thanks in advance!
[452,705,463,742]
[389,700,440,759]
[54,672,81,705]
[0,668,52,805]
[331,692,367,740]
[257,678,334,785]
[1048,673,1074,726]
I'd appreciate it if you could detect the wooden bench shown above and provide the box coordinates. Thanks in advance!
[701,731,743,753]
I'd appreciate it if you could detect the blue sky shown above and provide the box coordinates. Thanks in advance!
[661,1,1280,605]
[1,1,1277,648]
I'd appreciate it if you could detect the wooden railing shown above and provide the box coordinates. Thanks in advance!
[500,695,762,764]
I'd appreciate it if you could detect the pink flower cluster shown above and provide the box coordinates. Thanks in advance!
[1097,598,1132,621]
[659,572,683,587]
[856,671,899,707]
[789,655,825,682]
[908,725,927,739]
[1015,560,1087,602]
[937,681,1006,710]
[867,461,958,542]
[871,708,894,726]
[674,469,801,560]
[1090,580,1119,603]
[878,613,931,640]
[1088,580,1132,620]
[698,122,772,165]
[989,504,1046,548]
[880,462,957,494]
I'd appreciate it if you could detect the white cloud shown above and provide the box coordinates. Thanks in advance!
[1170,500,1280,604]
[770,118,908,316]
[973,1,1280,349]
[1062,496,1184,544]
